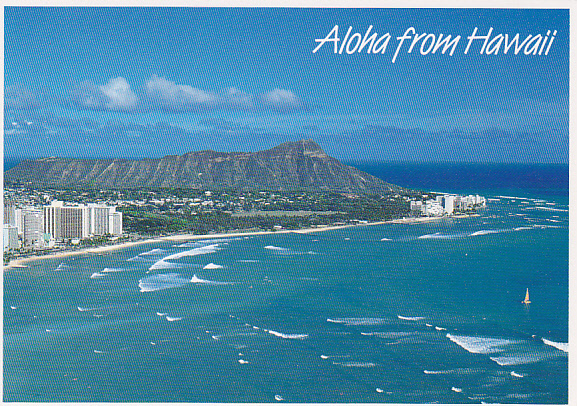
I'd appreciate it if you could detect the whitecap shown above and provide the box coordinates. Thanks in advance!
[264,245,288,251]
[490,356,531,366]
[470,230,501,237]
[435,326,447,331]
[156,312,167,316]
[446,334,516,354]
[139,273,190,292]
[274,395,284,401]
[90,272,105,279]
[541,338,569,353]
[55,263,68,270]
[267,330,308,339]
[333,362,376,368]
[237,260,259,263]
[190,274,233,285]
[511,371,525,378]
[10,306,17,310]
[398,315,425,321]
[149,244,220,270]
[327,317,388,326]
[166,316,182,322]
[320,355,329,359]
[376,388,384,393]
[77,307,95,312]
[525,206,568,212]
[139,248,166,256]
[238,359,249,364]
[451,387,462,393]
[203,263,223,270]
[102,267,125,273]
[380,238,392,241]
[514,227,532,231]
[94,350,105,354]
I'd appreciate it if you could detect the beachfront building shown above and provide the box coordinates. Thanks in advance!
[410,193,486,217]
[3,224,19,252]
[22,208,44,248]
[43,201,123,242]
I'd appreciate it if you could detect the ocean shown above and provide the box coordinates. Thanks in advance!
[3,163,569,403]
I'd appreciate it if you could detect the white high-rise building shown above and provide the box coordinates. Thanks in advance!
[443,195,455,215]
[3,224,19,251]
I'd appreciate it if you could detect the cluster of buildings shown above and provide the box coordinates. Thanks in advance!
[4,201,122,252]
[410,194,486,217]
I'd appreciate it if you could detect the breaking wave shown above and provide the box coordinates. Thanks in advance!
[203,263,223,269]
[139,248,166,256]
[166,316,182,322]
[102,268,124,273]
[333,362,376,368]
[327,317,388,326]
[149,244,219,271]
[190,275,233,285]
[526,206,568,212]
[511,371,526,378]
[446,334,516,354]
[489,356,540,366]
[470,230,502,237]
[398,315,425,321]
[267,330,308,339]
[139,273,191,292]
[90,272,105,279]
[542,338,568,353]
[265,245,288,251]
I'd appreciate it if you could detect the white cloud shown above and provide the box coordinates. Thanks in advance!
[221,87,254,109]
[262,88,302,111]
[145,74,219,111]
[99,77,139,111]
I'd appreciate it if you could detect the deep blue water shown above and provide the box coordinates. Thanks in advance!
[3,163,569,403]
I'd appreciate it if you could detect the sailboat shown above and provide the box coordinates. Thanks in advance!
[522,288,531,304]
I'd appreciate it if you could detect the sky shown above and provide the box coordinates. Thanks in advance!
[4,7,570,163]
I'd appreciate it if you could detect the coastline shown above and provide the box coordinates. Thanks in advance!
[5,214,478,269]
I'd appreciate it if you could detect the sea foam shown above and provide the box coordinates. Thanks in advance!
[446,334,515,354]
[139,248,166,256]
[333,362,376,368]
[267,330,308,339]
[149,244,219,271]
[327,317,388,326]
[90,272,105,279]
[470,230,501,237]
[139,273,191,292]
[264,245,288,251]
[190,275,233,285]
[398,315,425,321]
[542,338,569,353]
[102,268,124,273]
[203,263,223,269]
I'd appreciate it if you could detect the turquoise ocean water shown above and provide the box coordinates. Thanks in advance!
[3,164,569,403]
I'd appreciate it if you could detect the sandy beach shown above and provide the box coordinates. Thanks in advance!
[5,214,477,269]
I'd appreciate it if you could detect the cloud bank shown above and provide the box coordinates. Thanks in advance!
[55,75,304,113]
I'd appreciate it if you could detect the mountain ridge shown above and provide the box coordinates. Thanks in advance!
[5,140,404,193]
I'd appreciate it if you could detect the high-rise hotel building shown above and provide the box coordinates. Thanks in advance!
[43,201,122,241]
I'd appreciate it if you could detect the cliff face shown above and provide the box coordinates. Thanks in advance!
[6,140,402,193]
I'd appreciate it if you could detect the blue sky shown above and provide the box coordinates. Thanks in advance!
[4,7,569,162]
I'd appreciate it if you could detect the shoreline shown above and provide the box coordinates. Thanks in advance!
[5,213,478,269]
